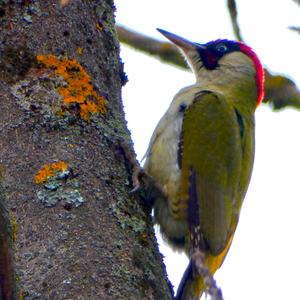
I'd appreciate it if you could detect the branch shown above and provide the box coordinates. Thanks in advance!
[289,26,300,34]
[226,0,243,41]
[293,0,300,6]
[264,70,300,110]
[117,25,300,111]
[289,1,300,34]
[116,25,186,69]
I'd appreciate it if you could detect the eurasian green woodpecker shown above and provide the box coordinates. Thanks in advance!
[143,29,264,299]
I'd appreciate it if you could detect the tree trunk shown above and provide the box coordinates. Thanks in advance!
[0,1,173,299]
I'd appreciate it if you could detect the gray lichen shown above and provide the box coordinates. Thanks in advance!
[35,163,84,208]
[109,202,147,234]
[11,75,65,124]
[37,185,84,208]
[23,14,33,24]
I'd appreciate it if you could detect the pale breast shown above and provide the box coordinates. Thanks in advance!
[143,113,183,199]
[143,84,204,198]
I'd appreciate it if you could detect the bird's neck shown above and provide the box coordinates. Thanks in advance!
[189,51,263,113]
[195,68,258,114]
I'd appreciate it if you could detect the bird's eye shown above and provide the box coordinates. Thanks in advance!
[216,44,228,53]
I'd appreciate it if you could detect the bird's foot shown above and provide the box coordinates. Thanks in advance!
[116,137,143,192]
[116,137,167,202]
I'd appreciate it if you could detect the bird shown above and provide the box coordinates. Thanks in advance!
[142,29,264,299]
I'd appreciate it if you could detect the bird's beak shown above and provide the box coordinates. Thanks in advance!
[157,28,205,52]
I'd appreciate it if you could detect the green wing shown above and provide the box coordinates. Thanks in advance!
[180,91,253,255]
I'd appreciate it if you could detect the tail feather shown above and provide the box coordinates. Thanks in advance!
[175,260,204,300]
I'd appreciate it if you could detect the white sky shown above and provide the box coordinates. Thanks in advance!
[115,1,300,299]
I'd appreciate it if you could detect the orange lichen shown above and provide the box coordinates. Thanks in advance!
[35,161,69,184]
[36,54,106,121]
[77,47,83,55]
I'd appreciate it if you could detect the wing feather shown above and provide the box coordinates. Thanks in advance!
[180,92,243,254]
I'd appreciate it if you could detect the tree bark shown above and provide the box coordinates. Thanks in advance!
[0,1,173,299]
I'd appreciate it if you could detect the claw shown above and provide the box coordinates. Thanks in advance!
[131,164,145,191]
[130,185,141,194]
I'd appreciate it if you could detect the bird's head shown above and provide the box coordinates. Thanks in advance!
[157,28,264,106]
